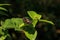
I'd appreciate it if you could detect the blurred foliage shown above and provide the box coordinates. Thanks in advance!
[0,10,54,40]
[0,0,60,40]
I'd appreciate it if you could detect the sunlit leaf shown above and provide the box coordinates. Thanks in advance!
[0,35,7,40]
[32,19,38,27]
[24,30,37,40]
[27,11,42,20]
[0,7,7,11]
[11,18,24,31]
[2,19,15,29]
[20,24,37,40]
[1,18,25,31]
[19,23,25,28]
[39,19,54,25]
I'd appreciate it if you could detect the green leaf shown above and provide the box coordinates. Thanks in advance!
[21,24,37,40]
[19,23,25,28]
[0,4,11,6]
[0,7,7,11]
[11,18,25,31]
[0,20,4,26]
[2,18,25,31]
[2,19,16,29]
[39,19,54,25]
[0,35,7,40]
[11,18,24,26]
[0,27,4,35]
[24,31,37,40]
[32,19,38,27]
[27,11,42,20]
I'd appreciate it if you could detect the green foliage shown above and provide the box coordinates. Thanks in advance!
[24,31,37,40]
[28,11,54,25]
[0,34,9,40]
[27,11,42,20]
[0,7,7,11]
[0,4,11,11]
[0,11,54,40]
[23,11,54,40]
[0,27,4,35]
[32,19,38,27]
[2,19,15,29]
[2,18,24,31]
[0,4,11,6]
[0,35,7,40]
[11,18,24,31]
[39,19,54,25]
[0,4,11,16]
